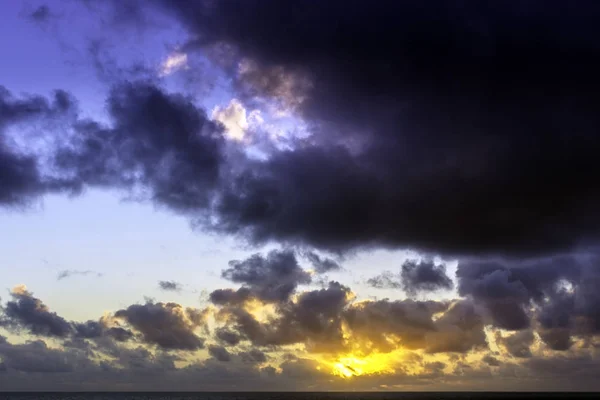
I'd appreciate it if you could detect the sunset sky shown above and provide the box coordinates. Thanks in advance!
[1,0,600,391]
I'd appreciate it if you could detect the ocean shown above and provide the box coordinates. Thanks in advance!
[0,393,596,400]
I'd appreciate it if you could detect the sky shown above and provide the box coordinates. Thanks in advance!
[1,0,600,392]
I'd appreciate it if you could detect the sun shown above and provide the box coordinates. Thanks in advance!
[325,354,397,378]
[334,362,358,378]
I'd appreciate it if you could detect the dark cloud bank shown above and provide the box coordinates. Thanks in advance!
[2,0,600,259]
[2,0,600,390]
[2,250,600,390]
[367,260,454,296]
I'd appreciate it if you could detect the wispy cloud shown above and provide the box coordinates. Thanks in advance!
[158,280,183,292]
[56,270,103,281]
[159,51,188,76]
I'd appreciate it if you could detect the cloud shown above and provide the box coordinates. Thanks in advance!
[158,280,183,292]
[57,270,103,280]
[211,99,251,141]
[209,288,252,306]
[213,281,352,351]
[456,254,600,345]
[268,281,352,352]
[114,301,207,350]
[424,300,487,354]
[220,249,311,303]
[482,355,501,367]
[211,273,486,357]
[0,285,138,345]
[72,319,134,342]
[28,5,52,23]
[1,285,72,337]
[0,338,95,373]
[4,1,600,263]
[71,320,104,339]
[3,0,600,388]
[159,52,188,77]
[303,251,341,274]
[366,260,453,296]
[234,58,312,114]
[208,345,231,362]
[496,330,535,359]
[52,81,226,213]
[214,328,241,346]
[0,86,78,206]
[366,271,402,290]
[344,298,485,355]
[114,0,600,259]
[400,260,454,296]
[0,280,599,390]
[239,349,267,363]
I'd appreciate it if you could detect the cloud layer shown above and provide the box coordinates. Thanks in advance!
[2,247,600,390]
[2,1,600,260]
[2,0,600,391]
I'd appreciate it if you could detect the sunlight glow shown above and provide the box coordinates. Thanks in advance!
[322,353,398,378]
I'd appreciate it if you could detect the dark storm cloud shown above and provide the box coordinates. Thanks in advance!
[366,271,402,290]
[214,279,488,355]
[114,301,206,350]
[344,298,486,354]
[209,287,252,306]
[270,281,351,353]
[0,334,288,391]
[0,86,78,206]
[122,0,600,259]
[4,0,600,386]
[457,254,600,345]
[522,354,600,387]
[303,251,341,274]
[72,320,103,339]
[53,81,226,212]
[496,330,535,358]
[105,326,135,342]
[0,282,597,390]
[4,1,600,262]
[0,286,137,344]
[457,256,578,331]
[158,280,183,292]
[215,307,265,346]
[100,342,180,373]
[0,86,75,133]
[366,260,453,295]
[425,300,487,354]
[220,249,311,303]
[0,338,95,373]
[239,349,267,363]
[0,145,43,206]
[0,287,72,338]
[214,327,241,346]
[482,355,501,367]
[214,281,351,351]
[400,260,454,296]
[208,345,231,362]
[72,320,134,342]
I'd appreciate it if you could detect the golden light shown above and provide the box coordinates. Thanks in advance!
[242,298,278,322]
[321,353,398,378]
[334,362,357,378]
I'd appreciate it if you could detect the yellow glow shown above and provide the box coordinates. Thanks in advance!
[320,352,399,378]
[243,298,278,323]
